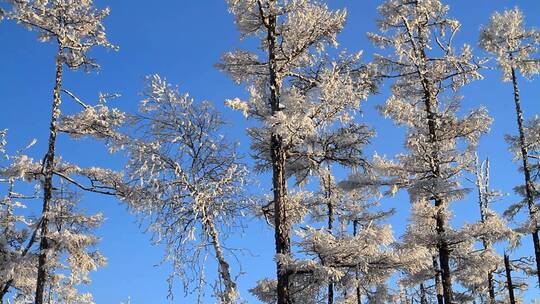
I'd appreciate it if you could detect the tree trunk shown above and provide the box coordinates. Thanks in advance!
[510,67,540,287]
[476,159,496,303]
[353,220,362,304]
[434,198,453,304]
[0,282,10,302]
[413,8,454,300]
[265,3,291,304]
[432,256,444,304]
[423,81,453,304]
[326,171,334,304]
[203,211,237,304]
[35,46,63,304]
[504,253,516,304]
[419,283,428,304]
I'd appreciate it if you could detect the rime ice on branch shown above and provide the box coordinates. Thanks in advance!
[479,7,540,287]
[219,1,374,303]
[363,0,491,302]
[115,75,248,304]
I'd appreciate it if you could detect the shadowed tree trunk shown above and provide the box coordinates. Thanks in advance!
[264,2,291,303]
[326,170,334,304]
[353,220,362,304]
[504,253,516,304]
[432,257,444,304]
[419,283,428,304]
[510,66,540,287]
[35,46,64,304]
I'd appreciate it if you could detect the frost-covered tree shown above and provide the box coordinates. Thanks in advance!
[0,130,116,303]
[252,168,398,304]
[218,1,373,303]
[451,157,518,303]
[366,0,490,302]
[7,1,118,302]
[38,184,106,304]
[115,75,248,304]
[0,133,39,302]
[479,7,540,286]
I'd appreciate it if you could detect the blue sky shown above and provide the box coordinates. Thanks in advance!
[1,0,540,303]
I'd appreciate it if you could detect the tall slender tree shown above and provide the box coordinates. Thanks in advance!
[219,1,372,303]
[479,7,540,286]
[368,0,489,302]
[8,1,116,302]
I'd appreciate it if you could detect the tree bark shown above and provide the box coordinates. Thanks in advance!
[403,5,454,300]
[422,64,453,304]
[510,67,540,287]
[353,220,362,304]
[203,211,237,304]
[264,2,291,303]
[432,256,444,304]
[326,171,334,304]
[504,253,516,304]
[35,46,63,304]
[476,159,496,303]
[419,283,428,304]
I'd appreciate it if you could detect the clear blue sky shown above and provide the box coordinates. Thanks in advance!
[1,1,539,303]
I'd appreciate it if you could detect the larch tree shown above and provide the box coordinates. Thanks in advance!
[0,114,121,303]
[218,1,373,303]
[7,0,119,302]
[454,157,518,303]
[479,7,540,287]
[250,167,398,304]
[115,75,248,304]
[0,133,40,302]
[367,0,491,302]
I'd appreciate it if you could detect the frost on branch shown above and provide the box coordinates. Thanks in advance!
[59,103,126,141]
[38,185,106,304]
[363,0,493,301]
[0,135,106,303]
[479,7,540,81]
[117,75,247,303]
[9,0,117,70]
[505,116,540,225]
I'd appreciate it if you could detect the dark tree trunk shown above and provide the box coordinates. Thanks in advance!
[504,253,516,304]
[434,198,453,304]
[510,67,540,287]
[35,47,64,304]
[264,2,291,303]
[353,220,362,304]
[419,283,428,304]
[327,171,334,304]
[424,94,453,303]
[0,282,10,302]
[423,78,453,304]
[432,256,444,304]
[411,6,454,300]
